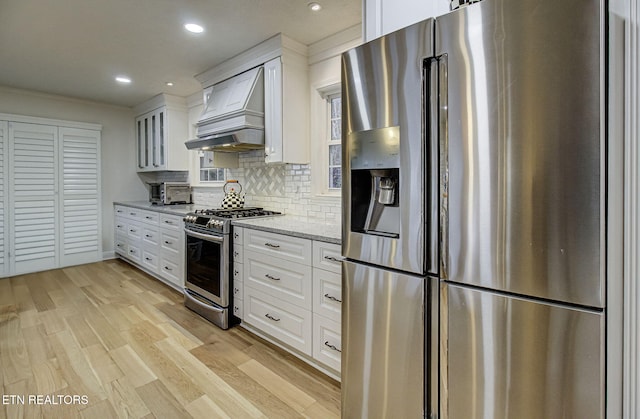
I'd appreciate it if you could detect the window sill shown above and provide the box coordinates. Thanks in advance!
[191,181,226,189]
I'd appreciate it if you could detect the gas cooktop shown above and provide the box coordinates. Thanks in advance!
[184,207,282,235]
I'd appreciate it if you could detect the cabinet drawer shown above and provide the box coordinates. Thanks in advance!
[115,238,127,255]
[244,286,312,355]
[127,224,142,240]
[245,250,312,309]
[159,214,182,231]
[114,217,128,236]
[126,243,141,263]
[313,313,341,372]
[232,227,244,244]
[114,205,128,218]
[313,241,343,274]
[244,229,312,265]
[233,262,244,283]
[140,210,159,225]
[142,226,159,246]
[313,268,342,323]
[141,249,159,273]
[159,257,183,288]
[124,207,144,221]
[160,230,182,255]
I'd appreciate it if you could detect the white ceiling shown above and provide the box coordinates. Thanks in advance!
[0,0,361,108]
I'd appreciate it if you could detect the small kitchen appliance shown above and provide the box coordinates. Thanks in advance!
[183,207,281,329]
[148,182,192,205]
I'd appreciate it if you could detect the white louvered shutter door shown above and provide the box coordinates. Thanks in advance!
[8,122,58,274]
[60,127,101,266]
[0,121,7,276]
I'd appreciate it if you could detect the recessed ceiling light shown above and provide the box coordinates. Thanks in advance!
[115,76,131,84]
[185,23,204,33]
[166,82,174,87]
[308,2,322,11]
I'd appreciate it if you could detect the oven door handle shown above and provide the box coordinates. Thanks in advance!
[184,228,224,243]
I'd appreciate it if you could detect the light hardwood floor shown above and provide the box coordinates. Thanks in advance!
[0,260,340,418]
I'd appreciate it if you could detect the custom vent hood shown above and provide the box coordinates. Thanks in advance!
[185,66,264,152]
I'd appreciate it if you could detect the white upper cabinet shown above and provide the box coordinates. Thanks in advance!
[264,53,309,164]
[364,0,450,41]
[135,94,189,172]
[195,34,310,164]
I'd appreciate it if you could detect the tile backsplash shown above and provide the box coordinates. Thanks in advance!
[192,150,341,224]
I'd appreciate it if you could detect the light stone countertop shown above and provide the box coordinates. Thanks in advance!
[114,202,342,244]
[232,215,341,244]
[113,201,202,217]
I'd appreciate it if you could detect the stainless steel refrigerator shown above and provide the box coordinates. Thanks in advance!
[342,0,607,418]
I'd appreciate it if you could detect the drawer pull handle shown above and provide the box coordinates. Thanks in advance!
[265,274,280,281]
[117,244,123,248]
[324,256,342,262]
[145,216,153,219]
[324,293,342,303]
[265,313,281,322]
[264,242,280,249]
[234,251,240,258]
[145,257,152,261]
[164,266,172,271]
[234,270,239,275]
[164,240,172,245]
[116,210,123,213]
[129,229,136,233]
[234,232,240,239]
[129,249,135,253]
[324,341,341,353]
[130,212,137,216]
[117,224,123,228]
[165,220,174,224]
[145,234,152,238]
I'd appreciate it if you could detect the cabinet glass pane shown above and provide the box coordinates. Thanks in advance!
[137,120,143,168]
[151,114,157,167]
[159,111,165,166]
[144,118,149,167]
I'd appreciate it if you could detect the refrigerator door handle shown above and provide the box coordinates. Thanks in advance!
[438,55,449,280]
[427,58,440,276]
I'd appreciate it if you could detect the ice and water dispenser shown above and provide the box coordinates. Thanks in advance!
[349,126,401,238]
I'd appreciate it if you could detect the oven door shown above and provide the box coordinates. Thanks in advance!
[184,228,229,308]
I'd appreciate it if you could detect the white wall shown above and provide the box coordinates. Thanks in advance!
[0,86,147,257]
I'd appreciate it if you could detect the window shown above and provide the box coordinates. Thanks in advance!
[310,82,342,196]
[199,151,225,182]
[327,93,342,190]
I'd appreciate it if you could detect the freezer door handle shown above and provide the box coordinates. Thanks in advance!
[427,58,440,276]
[438,55,449,280]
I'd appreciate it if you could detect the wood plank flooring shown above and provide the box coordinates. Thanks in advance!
[0,260,340,418]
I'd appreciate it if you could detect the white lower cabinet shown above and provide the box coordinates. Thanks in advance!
[244,286,313,355]
[241,228,342,379]
[313,314,342,372]
[114,204,184,290]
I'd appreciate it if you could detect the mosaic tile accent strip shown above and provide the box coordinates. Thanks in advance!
[243,165,285,197]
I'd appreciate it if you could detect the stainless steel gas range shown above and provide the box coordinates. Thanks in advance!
[183,207,281,329]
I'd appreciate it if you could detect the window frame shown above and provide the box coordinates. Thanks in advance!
[311,82,342,197]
